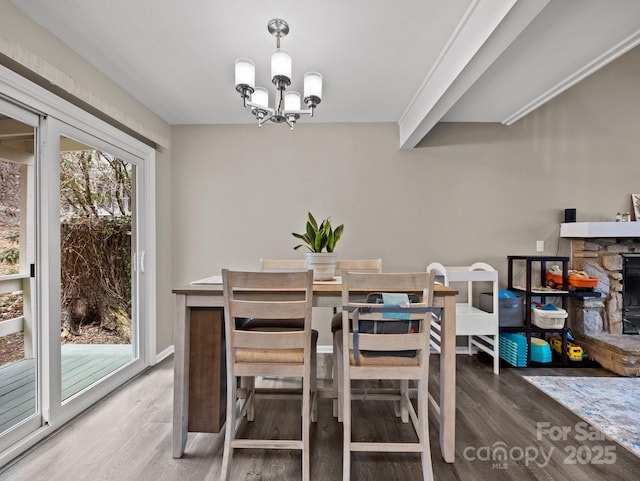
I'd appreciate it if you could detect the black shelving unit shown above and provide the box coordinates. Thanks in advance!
[506,255,571,366]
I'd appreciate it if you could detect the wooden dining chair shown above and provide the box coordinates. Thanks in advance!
[335,258,382,277]
[220,269,317,481]
[335,271,436,481]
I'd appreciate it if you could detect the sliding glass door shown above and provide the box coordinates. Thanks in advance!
[0,73,154,465]
[0,98,40,453]
[58,135,137,402]
[43,120,147,419]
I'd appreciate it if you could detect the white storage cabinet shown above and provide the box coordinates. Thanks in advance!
[426,262,500,374]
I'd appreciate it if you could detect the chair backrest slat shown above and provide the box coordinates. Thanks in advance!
[354,332,425,351]
[228,269,311,288]
[233,330,306,349]
[230,299,308,320]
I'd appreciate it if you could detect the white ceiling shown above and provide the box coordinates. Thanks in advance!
[10,0,640,148]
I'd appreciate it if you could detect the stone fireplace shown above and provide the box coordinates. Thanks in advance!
[561,221,640,376]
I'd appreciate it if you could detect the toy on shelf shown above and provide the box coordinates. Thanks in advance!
[546,265,598,291]
[530,301,568,329]
[549,335,586,361]
[530,337,552,363]
[499,333,527,367]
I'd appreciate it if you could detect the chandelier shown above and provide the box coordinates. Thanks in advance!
[234,18,323,130]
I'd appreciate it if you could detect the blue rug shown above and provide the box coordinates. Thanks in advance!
[523,376,640,458]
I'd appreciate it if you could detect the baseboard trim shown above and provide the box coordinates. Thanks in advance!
[155,345,174,364]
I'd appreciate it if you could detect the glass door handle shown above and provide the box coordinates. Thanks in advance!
[140,251,146,273]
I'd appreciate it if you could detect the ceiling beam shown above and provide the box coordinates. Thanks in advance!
[398,0,531,149]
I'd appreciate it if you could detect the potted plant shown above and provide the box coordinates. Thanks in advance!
[292,212,344,280]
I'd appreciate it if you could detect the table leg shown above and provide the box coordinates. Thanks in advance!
[172,294,190,458]
[440,294,456,463]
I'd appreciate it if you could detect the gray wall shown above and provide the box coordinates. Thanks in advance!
[171,46,640,291]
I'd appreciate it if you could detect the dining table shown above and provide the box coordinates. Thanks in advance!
[172,274,458,463]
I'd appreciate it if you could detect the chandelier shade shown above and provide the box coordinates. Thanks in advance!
[284,91,301,111]
[303,72,322,107]
[233,18,323,129]
[271,49,292,85]
[251,88,269,109]
[234,58,255,92]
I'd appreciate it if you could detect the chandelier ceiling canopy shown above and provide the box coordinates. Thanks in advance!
[234,18,322,130]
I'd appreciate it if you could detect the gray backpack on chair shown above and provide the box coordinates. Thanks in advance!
[355,292,422,358]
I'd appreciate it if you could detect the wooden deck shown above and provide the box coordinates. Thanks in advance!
[0,358,35,433]
[0,344,132,433]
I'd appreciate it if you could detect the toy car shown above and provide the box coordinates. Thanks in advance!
[549,336,585,361]
[546,265,598,291]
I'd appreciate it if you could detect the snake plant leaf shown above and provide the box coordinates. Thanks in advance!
[292,232,310,250]
[327,223,344,252]
[314,230,325,252]
[326,230,336,252]
[334,224,344,242]
[306,220,316,242]
[307,212,318,231]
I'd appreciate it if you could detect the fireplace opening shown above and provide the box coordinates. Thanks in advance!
[622,254,640,335]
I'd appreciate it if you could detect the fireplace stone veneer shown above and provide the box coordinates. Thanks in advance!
[567,238,635,336]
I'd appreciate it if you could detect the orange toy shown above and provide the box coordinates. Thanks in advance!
[546,265,598,291]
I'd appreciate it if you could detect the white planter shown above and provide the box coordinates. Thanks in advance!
[304,252,337,281]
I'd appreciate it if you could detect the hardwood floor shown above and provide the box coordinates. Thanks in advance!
[0,354,638,480]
